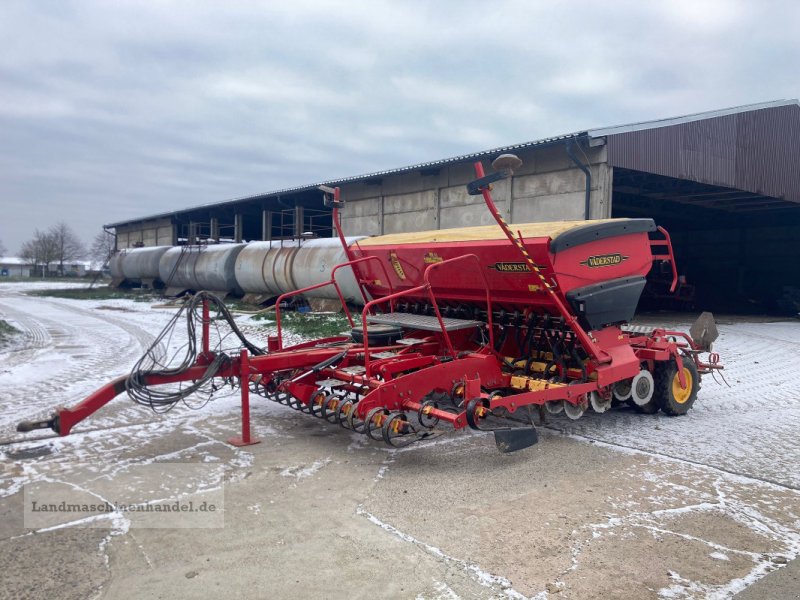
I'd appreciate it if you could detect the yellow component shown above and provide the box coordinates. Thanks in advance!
[357,218,626,247]
[422,405,433,415]
[510,361,547,373]
[509,375,567,391]
[423,252,444,264]
[528,285,541,292]
[389,251,406,280]
[475,406,488,417]
[510,375,528,389]
[673,368,693,404]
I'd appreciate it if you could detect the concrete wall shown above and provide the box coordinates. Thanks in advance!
[116,219,175,249]
[339,143,610,236]
[111,142,610,246]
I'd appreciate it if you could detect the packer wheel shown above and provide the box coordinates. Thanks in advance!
[564,396,588,420]
[630,369,660,414]
[656,356,700,416]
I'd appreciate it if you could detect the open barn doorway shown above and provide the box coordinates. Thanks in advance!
[611,168,800,315]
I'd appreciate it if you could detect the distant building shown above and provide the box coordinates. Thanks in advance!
[0,257,34,277]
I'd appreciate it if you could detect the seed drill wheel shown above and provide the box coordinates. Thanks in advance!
[656,356,700,416]
[321,394,346,424]
[382,412,413,447]
[365,407,390,441]
[590,390,612,413]
[564,396,588,420]
[630,369,660,414]
[346,402,368,433]
[336,398,355,428]
[308,390,329,417]
[613,378,633,401]
[544,400,564,414]
[418,399,440,428]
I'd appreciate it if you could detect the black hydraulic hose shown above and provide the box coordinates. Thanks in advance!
[566,138,592,220]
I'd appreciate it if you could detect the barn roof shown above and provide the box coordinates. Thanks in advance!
[107,99,800,227]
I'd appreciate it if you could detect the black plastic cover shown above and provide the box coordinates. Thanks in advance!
[566,276,647,330]
[550,219,656,254]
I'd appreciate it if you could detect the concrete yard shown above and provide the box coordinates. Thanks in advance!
[1,282,799,599]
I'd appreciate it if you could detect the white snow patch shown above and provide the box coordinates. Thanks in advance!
[280,457,331,480]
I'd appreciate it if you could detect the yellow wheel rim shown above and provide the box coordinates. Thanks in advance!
[672,369,693,404]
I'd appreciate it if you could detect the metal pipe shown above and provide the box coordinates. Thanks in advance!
[566,138,592,220]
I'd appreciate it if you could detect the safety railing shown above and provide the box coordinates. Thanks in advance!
[361,254,494,375]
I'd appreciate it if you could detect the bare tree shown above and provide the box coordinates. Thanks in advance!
[90,229,116,267]
[0,239,6,257]
[19,230,59,276]
[49,222,85,275]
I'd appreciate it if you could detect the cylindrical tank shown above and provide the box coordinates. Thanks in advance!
[235,240,300,296]
[234,237,364,301]
[159,244,246,293]
[109,252,124,280]
[109,246,170,284]
[290,238,364,301]
[119,247,171,281]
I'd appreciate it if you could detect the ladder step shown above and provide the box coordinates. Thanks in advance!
[397,337,427,346]
[315,378,348,388]
[621,325,656,335]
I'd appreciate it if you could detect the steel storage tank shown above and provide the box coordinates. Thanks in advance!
[234,237,365,301]
[234,240,302,296]
[290,237,364,301]
[159,244,246,293]
[109,252,125,280]
[119,246,171,282]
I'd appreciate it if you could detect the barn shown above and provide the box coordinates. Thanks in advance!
[108,99,800,312]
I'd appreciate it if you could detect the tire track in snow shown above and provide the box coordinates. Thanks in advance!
[0,293,162,435]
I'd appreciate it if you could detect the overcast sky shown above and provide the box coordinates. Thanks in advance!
[1,0,798,253]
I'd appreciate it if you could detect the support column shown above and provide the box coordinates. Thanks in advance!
[210,218,219,241]
[294,206,304,237]
[188,222,196,245]
[262,210,272,241]
[234,214,243,243]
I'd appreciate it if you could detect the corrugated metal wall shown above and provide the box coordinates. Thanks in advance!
[606,104,800,204]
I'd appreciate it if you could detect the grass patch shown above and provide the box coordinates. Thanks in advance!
[272,311,351,338]
[26,286,158,302]
[0,319,20,347]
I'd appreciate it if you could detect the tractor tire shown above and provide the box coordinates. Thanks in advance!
[656,355,700,416]
[351,324,402,346]
[634,395,662,414]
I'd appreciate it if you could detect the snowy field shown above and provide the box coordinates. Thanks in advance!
[1,281,799,599]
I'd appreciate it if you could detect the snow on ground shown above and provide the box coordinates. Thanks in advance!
[1,282,799,599]
[544,314,800,490]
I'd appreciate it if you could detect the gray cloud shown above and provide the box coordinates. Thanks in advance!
[1,0,798,252]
